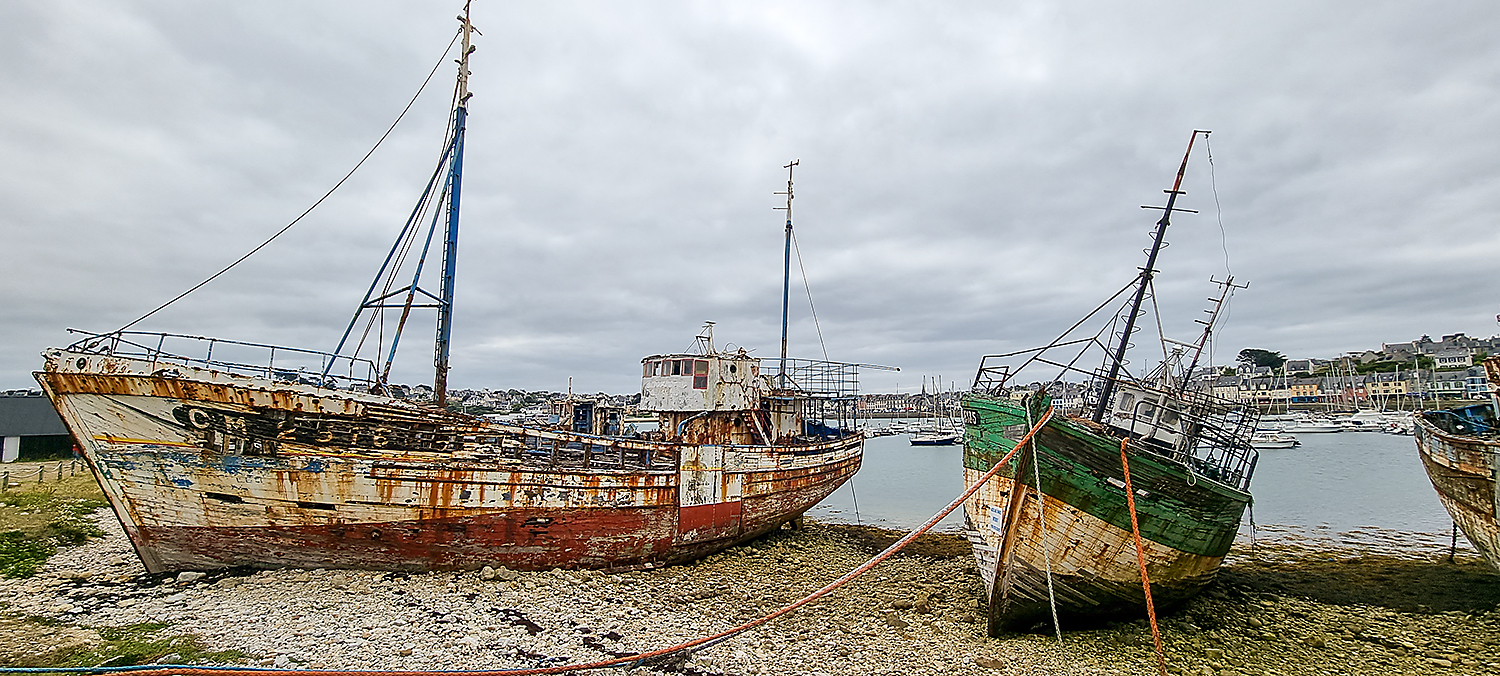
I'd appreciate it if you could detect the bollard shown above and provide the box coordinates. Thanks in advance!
[38,466,44,483]
[1,471,7,492]
[56,462,64,482]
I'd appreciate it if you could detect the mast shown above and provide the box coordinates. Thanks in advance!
[773,159,799,380]
[1091,130,1209,423]
[433,3,475,408]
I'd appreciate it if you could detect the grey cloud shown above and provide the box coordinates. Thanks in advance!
[4,1,1500,395]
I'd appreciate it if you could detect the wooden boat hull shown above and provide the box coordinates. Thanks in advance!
[1414,414,1500,572]
[35,349,860,573]
[962,394,1251,634]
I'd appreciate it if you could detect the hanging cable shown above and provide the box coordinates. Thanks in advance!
[1204,134,1232,278]
[112,29,464,335]
[1025,402,1063,643]
[850,479,862,526]
[790,231,829,362]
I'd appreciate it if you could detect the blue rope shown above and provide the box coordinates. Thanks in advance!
[0,668,549,675]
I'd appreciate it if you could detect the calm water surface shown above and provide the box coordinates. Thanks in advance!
[809,424,1462,550]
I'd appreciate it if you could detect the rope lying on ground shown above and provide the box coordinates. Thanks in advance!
[0,408,1056,676]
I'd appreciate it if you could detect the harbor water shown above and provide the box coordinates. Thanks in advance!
[809,423,1470,555]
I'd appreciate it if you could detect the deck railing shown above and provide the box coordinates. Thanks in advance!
[65,329,381,391]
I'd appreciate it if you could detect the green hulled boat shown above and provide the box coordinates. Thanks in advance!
[961,131,1259,635]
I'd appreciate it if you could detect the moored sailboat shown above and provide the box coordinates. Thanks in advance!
[33,11,885,574]
[960,131,1260,634]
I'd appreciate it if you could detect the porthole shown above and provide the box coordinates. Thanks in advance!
[75,358,87,369]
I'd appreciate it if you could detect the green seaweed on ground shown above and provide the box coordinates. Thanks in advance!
[16,622,251,668]
[0,471,110,577]
[0,530,56,578]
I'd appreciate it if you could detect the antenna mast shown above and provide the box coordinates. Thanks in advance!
[773,159,799,380]
[1091,130,1209,423]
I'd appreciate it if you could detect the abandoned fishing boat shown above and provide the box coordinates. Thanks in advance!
[960,131,1260,635]
[33,11,883,574]
[1413,360,1500,572]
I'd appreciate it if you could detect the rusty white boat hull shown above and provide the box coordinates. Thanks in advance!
[1414,412,1500,573]
[35,349,859,573]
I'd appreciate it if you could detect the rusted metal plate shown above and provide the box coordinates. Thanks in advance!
[34,350,863,573]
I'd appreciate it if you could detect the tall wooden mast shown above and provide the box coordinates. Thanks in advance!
[433,2,475,408]
[773,159,798,381]
[1091,130,1209,423]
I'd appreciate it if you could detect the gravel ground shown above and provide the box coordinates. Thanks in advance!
[2,510,1498,675]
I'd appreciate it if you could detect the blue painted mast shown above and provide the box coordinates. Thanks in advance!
[326,5,475,407]
[433,7,474,409]
[773,160,798,382]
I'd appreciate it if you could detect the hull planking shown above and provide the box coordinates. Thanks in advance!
[1414,414,1500,572]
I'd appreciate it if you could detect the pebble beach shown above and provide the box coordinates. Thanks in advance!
[3,509,1499,675]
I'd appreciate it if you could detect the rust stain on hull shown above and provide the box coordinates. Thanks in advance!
[35,351,861,574]
[1415,414,1500,572]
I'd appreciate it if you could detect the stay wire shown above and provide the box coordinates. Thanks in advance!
[1204,134,1232,278]
[1025,401,1063,644]
[112,29,464,335]
[790,231,829,362]
[850,478,862,526]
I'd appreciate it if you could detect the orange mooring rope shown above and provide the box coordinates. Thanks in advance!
[41,410,1056,676]
[1118,438,1167,676]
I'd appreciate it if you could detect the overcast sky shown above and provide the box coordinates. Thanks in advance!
[3,1,1499,395]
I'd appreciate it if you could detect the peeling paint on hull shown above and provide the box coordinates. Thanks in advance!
[1414,415,1500,573]
[35,351,861,573]
[962,393,1251,634]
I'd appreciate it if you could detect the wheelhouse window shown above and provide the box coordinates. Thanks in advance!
[693,360,709,389]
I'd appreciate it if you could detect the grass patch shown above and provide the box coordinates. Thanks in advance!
[0,465,109,578]
[0,531,56,578]
[8,621,251,668]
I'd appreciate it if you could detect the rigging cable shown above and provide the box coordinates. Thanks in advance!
[789,231,830,362]
[1204,133,1232,277]
[1025,401,1063,644]
[1203,134,1234,390]
[111,29,464,335]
